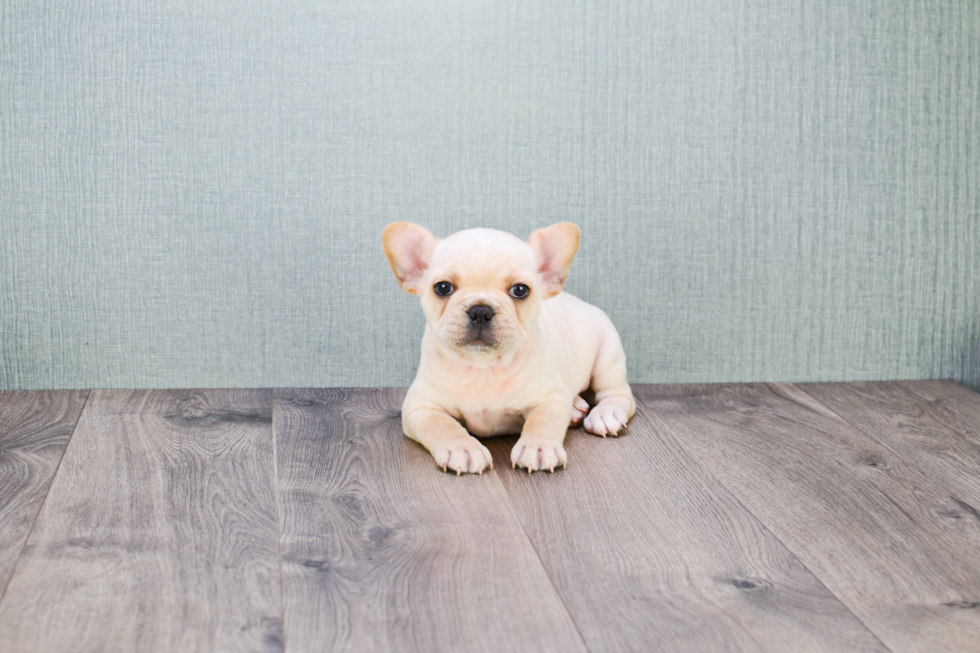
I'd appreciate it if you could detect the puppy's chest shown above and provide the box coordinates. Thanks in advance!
[455,404,525,437]
[441,371,530,437]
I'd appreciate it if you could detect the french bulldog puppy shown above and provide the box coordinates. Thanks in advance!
[383,222,635,474]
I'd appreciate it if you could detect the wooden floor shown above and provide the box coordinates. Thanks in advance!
[0,382,979,652]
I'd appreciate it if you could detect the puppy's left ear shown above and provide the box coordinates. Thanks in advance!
[528,223,581,297]
[383,222,439,294]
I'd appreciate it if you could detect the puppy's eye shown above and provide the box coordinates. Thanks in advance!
[434,281,454,296]
[509,283,530,299]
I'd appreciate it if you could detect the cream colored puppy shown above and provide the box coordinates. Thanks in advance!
[383,222,635,474]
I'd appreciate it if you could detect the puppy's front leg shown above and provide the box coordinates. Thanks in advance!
[512,401,572,473]
[404,408,493,475]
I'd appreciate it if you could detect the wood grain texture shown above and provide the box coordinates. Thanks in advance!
[0,390,88,599]
[273,388,586,653]
[896,380,980,444]
[485,405,887,653]
[638,383,980,653]
[793,381,980,519]
[0,389,283,653]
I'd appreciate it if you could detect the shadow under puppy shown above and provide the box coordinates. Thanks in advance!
[383,222,635,474]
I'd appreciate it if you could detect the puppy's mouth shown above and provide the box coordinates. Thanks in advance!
[463,328,496,349]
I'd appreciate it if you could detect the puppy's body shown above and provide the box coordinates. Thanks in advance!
[385,224,634,474]
[406,291,627,436]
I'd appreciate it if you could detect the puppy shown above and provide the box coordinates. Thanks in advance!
[383,222,635,474]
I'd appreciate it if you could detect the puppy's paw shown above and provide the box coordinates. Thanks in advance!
[511,437,568,473]
[569,395,590,427]
[432,437,493,475]
[583,402,629,437]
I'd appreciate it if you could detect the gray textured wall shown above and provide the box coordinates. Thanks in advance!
[2,0,978,390]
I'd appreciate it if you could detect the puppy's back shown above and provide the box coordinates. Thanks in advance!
[539,292,616,393]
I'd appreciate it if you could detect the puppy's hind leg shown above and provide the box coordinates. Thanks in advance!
[569,395,589,427]
[583,330,635,437]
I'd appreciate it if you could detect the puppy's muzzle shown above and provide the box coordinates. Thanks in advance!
[467,304,495,326]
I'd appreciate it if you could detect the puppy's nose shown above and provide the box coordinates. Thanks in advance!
[467,304,495,326]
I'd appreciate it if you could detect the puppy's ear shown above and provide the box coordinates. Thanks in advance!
[528,223,581,297]
[383,222,439,294]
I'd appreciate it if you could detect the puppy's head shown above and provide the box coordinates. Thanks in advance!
[383,223,580,359]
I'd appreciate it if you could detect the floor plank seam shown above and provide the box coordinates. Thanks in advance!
[785,379,980,544]
[271,388,287,653]
[492,463,595,653]
[633,392,897,653]
[769,383,928,470]
[894,381,980,441]
[0,390,92,604]
[783,380,980,510]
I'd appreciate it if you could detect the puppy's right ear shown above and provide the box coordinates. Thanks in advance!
[383,222,439,295]
[528,222,581,297]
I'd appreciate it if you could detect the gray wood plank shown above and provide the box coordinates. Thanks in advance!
[0,389,283,653]
[0,390,89,600]
[485,402,887,653]
[896,380,980,444]
[638,383,980,653]
[274,388,587,653]
[792,381,980,518]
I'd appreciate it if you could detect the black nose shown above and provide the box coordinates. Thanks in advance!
[467,304,495,326]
